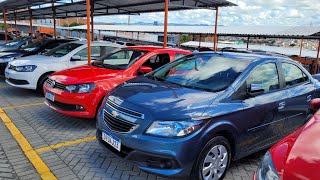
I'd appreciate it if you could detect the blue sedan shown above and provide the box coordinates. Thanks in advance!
[96,52,320,179]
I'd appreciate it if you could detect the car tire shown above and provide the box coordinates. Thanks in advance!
[192,136,231,180]
[37,73,50,95]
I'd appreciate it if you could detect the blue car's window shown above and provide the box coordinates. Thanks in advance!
[247,63,280,93]
[281,63,308,87]
[151,54,250,92]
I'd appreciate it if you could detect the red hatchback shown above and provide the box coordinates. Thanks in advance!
[254,98,320,180]
[44,46,191,118]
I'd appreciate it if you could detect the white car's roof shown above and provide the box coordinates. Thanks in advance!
[70,40,123,47]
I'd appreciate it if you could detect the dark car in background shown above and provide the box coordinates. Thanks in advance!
[0,32,14,44]
[96,52,320,179]
[0,39,73,75]
[0,37,32,52]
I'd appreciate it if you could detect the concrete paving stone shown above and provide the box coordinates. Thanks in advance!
[83,172,95,180]
[15,169,37,176]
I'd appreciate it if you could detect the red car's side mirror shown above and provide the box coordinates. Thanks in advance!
[310,98,320,111]
[139,66,153,74]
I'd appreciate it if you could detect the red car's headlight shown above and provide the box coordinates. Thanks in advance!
[256,151,280,180]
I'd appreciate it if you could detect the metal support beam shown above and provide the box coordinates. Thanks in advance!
[90,0,94,41]
[3,9,7,43]
[299,38,303,57]
[86,0,91,64]
[213,7,219,51]
[315,40,320,74]
[52,2,57,39]
[14,11,18,39]
[163,0,169,48]
[29,7,33,35]
[246,36,250,49]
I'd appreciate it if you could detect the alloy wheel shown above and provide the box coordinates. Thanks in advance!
[202,145,228,180]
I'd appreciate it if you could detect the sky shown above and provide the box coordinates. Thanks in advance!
[95,0,320,26]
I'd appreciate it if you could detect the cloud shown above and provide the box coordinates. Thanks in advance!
[94,0,320,26]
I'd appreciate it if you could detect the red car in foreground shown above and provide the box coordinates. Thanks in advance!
[44,46,191,118]
[254,98,320,180]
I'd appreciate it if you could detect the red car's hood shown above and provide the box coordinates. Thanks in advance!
[271,111,320,179]
[50,65,124,84]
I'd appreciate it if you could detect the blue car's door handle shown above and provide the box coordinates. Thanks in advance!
[278,102,286,110]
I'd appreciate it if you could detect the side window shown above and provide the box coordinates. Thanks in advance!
[247,63,280,93]
[174,53,187,60]
[100,46,116,56]
[142,54,170,70]
[281,63,308,87]
[75,46,101,61]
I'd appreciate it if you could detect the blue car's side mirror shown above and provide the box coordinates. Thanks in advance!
[247,84,265,96]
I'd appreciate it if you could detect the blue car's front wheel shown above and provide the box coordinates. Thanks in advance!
[193,136,231,180]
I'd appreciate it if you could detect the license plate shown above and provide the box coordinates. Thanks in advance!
[45,92,55,102]
[102,131,121,152]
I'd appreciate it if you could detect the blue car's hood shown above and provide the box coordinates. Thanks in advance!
[0,51,24,58]
[110,76,221,120]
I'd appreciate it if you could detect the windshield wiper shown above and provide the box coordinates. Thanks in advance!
[147,75,165,82]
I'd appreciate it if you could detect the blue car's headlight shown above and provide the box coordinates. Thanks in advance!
[256,151,280,180]
[65,83,96,93]
[0,57,14,63]
[146,120,204,137]
[14,65,37,72]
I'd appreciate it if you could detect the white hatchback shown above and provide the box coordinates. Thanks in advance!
[5,41,121,92]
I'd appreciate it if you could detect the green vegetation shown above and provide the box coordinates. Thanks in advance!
[62,22,84,27]
[0,23,9,28]
[180,34,190,43]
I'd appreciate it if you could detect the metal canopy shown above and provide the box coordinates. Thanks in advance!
[0,0,236,20]
[68,25,320,39]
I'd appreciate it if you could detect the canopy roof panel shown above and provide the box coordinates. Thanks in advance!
[69,25,320,39]
[0,0,236,20]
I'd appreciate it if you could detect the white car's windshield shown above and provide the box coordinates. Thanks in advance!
[45,43,82,57]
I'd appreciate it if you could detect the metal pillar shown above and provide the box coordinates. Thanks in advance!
[299,38,303,57]
[52,2,57,39]
[98,30,101,41]
[86,0,91,64]
[29,8,33,35]
[199,34,201,48]
[163,0,169,48]
[14,11,18,38]
[213,7,219,51]
[246,36,250,49]
[315,40,320,74]
[90,0,94,41]
[3,9,7,43]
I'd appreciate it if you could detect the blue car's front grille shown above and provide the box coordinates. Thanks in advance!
[103,109,139,133]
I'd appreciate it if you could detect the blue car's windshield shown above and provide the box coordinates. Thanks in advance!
[150,54,250,92]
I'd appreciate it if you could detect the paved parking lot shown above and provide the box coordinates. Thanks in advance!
[0,76,264,180]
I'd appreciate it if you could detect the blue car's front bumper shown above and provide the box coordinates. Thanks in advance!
[96,122,204,177]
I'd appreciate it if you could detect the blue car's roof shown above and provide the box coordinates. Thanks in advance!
[195,51,291,62]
